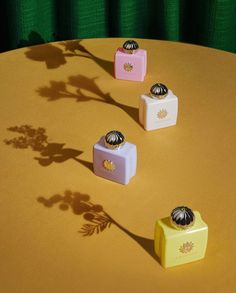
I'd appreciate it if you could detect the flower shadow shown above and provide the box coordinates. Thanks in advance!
[37,75,140,126]
[38,190,159,263]
[19,31,66,69]
[59,40,113,76]
[25,43,67,69]
[22,32,113,75]
[4,125,92,171]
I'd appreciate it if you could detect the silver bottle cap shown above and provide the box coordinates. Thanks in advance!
[150,83,168,99]
[104,130,125,150]
[170,206,195,230]
[123,40,139,54]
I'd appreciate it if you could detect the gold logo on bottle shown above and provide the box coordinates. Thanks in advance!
[157,109,168,119]
[103,160,116,171]
[124,63,133,72]
[179,241,194,253]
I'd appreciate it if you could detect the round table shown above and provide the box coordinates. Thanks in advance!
[0,38,236,293]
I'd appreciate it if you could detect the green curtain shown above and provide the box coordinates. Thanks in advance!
[1,0,236,53]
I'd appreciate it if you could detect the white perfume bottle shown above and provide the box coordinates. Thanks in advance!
[139,83,178,131]
[93,130,137,185]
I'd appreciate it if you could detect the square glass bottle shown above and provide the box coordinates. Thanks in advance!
[93,130,137,185]
[154,206,208,268]
[114,40,147,81]
[139,83,178,130]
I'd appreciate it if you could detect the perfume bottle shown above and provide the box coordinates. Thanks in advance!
[139,83,178,130]
[93,130,137,185]
[154,206,208,268]
[114,40,147,81]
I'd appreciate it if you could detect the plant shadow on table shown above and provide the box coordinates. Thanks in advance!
[37,75,139,126]
[59,40,113,76]
[38,190,159,263]
[22,32,113,74]
[4,125,92,171]
[19,31,66,69]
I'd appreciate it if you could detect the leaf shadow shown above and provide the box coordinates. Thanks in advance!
[38,190,160,263]
[4,125,93,171]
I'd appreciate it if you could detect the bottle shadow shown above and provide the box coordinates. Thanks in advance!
[22,32,113,75]
[37,74,140,126]
[4,125,93,171]
[38,190,160,263]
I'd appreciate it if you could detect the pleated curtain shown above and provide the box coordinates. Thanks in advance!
[1,0,236,53]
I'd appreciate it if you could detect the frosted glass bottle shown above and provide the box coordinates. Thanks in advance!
[93,130,137,185]
[139,83,178,130]
[114,40,147,81]
[154,206,208,268]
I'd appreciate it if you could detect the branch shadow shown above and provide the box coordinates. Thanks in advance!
[4,125,93,171]
[38,190,160,263]
[37,75,140,126]
[21,32,113,75]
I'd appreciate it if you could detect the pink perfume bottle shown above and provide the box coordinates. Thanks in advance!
[93,130,137,185]
[114,40,147,81]
[139,83,178,131]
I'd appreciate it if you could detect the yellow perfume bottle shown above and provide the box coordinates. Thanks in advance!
[154,206,208,268]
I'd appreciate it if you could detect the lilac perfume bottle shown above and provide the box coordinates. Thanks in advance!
[93,130,137,185]
[139,83,178,131]
[114,40,147,81]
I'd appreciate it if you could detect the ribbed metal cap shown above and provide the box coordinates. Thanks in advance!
[123,40,139,54]
[150,83,168,99]
[104,130,125,149]
[170,206,195,229]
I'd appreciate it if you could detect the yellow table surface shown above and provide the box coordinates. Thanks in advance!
[0,38,236,293]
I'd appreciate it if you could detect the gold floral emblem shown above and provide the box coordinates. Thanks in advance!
[103,160,116,171]
[124,63,133,72]
[157,109,168,119]
[179,241,194,253]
